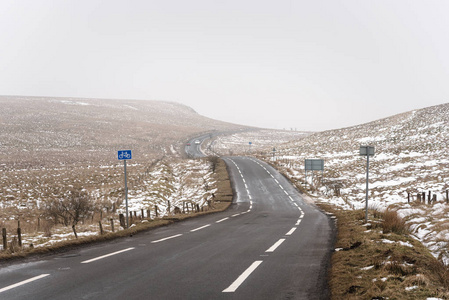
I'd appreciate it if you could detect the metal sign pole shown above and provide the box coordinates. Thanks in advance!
[124,159,129,229]
[365,154,369,223]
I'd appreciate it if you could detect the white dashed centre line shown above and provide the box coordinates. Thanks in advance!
[222,261,263,293]
[151,234,183,244]
[231,213,240,217]
[216,217,229,223]
[266,239,286,253]
[285,227,297,236]
[0,274,50,293]
[190,224,211,232]
[81,247,135,264]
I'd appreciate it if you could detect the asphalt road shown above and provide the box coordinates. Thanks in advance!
[184,135,210,158]
[0,156,335,300]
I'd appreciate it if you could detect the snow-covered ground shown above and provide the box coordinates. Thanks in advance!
[1,158,218,250]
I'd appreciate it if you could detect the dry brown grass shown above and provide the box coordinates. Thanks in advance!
[382,209,410,235]
[319,203,449,299]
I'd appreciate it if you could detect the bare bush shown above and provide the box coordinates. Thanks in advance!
[44,187,95,226]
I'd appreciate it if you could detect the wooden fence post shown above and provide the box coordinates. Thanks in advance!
[119,214,125,228]
[99,221,104,235]
[167,201,170,215]
[407,192,410,203]
[37,217,40,231]
[110,219,115,232]
[417,193,421,202]
[432,194,437,203]
[17,220,22,248]
[141,209,144,219]
[72,225,78,239]
[155,205,159,218]
[2,228,6,251]
[422,192,425,203]
[147,209,151,219]
[428,191,432,204]
[446,190,448,204]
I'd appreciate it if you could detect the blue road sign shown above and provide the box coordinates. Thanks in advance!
[118,150,132,160]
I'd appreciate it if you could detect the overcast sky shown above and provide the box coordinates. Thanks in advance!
[1,1,448,131]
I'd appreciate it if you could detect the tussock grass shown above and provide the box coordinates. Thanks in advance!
[382,209,410,235]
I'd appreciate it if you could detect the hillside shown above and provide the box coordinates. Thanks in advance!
[0,96,247,225]
[261,103,449,262]
[0,96,246,168]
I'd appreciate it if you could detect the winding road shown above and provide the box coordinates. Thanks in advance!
[0,139,335,299]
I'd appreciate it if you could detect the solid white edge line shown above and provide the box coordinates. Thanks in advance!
[81,247,135,264]
[0,274,50,293]
[266,239,286,253]
[216,217,229,223]
[190,224,211,232]
[222,261,263,293]
[151,234,183,244]
[285,227,297,236]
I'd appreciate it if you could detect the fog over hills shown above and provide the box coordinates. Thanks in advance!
[0,96,247,168]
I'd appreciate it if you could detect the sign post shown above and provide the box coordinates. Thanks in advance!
[304,159,324,188]
[118,150,132,228]
[360,146,374,223]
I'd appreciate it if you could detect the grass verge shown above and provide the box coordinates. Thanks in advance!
[318,203,449,299]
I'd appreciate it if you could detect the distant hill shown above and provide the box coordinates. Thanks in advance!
[0,96,247,168]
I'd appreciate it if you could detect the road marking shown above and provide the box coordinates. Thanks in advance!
[151,234,183,243]
[222,261,263,293]
[284,191,289,195]
[289,196,294,201]
[266,239,286,252]
[244,184,248,189]
[293,203,298,207]
[216,217,229,223]
[248,194,252,200]
[190,224,211,232]
[298,207,302,212]
[285,227,297,236]
[232,213,240,217]
[296,219,302,225]
[0,274,50,293]
[81,247,135,264]
[274,179,279,184]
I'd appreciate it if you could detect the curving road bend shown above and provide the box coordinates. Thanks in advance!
[0,156,335,299]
